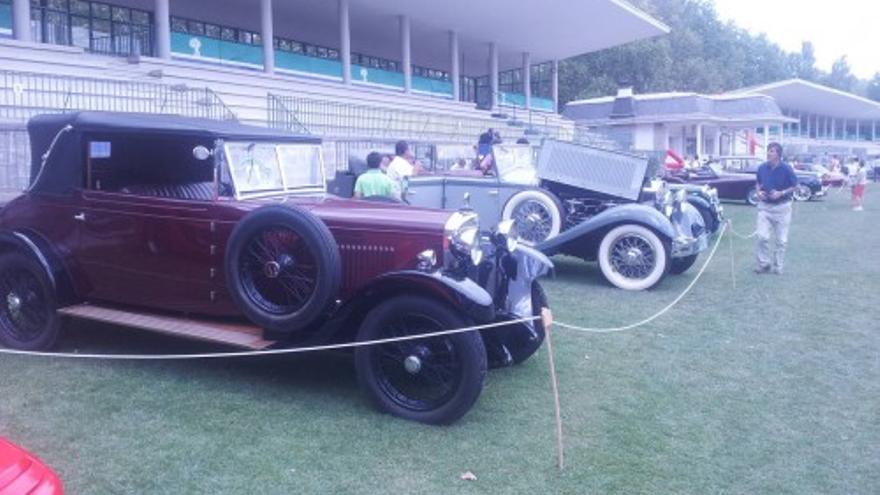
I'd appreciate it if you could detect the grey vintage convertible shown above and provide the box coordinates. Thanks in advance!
[405,141,709,291]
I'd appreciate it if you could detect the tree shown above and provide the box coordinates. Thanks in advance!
[823,56,857,92]
[866,73,880,102]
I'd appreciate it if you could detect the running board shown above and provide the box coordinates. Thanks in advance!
[57,304,276,350]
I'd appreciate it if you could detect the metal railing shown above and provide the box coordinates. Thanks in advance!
[267,92,573,144]
[0,70,238,122]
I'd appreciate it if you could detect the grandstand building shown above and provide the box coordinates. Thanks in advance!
[0,0,668,188]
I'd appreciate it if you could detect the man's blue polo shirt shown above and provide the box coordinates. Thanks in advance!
[756,161,798,203]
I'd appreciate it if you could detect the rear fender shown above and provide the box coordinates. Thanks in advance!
[0,229,77,304]
[537,203,674,256]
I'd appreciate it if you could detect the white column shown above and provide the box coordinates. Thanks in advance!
[763,123,769,150]
[12,0,31,42]
[400,15,411,94]
[832,118,837,140]
[522,52,531,110]
[339,0,351,84]
[715,127,722,156]
[551,60,559,114]
[489,42,499,110]
[155,0,171,59]
[449,31,460,101]
[261,0,274,74]
[695,123,703,158]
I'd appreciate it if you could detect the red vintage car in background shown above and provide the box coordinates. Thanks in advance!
[0,437,63,494]
[0,112,553,424]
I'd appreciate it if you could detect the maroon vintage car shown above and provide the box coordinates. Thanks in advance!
[665,162,759,205]
[0,112,553,424]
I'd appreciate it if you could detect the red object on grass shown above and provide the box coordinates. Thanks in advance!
[664,149,685,170]
[0,438,63,495]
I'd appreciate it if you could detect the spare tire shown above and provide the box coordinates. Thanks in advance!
[225,204,341,334]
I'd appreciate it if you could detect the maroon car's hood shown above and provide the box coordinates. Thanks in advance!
[234,194,454,234]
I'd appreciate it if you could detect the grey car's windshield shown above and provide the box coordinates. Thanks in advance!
[224,142,325,197]
[493,144,537,184]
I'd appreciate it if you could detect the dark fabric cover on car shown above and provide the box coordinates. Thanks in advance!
[120,182,216,201]
[27,112,318,194]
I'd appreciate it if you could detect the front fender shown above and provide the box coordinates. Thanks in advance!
[352,270,495,323]
[537,203,674,256]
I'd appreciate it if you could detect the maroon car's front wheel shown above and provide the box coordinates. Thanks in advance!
[355,296,487,424]
[0,252,60,351]
[225,205,341,335]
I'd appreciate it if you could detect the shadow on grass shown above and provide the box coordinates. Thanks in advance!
[55,318,361,402]
[548,254,609,287]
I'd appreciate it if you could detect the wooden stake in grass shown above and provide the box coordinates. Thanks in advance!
[728,221,736,289]
[542,308,565,472]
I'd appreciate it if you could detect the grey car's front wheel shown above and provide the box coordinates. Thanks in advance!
[501,190,564,246]
[597,224,669,290]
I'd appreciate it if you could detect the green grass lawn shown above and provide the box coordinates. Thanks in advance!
[1,187,878,494]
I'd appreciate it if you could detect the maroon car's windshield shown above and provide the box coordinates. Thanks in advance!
[224,141,325,198]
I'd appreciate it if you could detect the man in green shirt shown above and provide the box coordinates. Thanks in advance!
[354,151,396,199]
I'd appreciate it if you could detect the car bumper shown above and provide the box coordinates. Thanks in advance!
[814,186,828,197]
[672,232,709,258]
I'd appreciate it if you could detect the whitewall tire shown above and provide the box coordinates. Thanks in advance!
[597,224,668,291]
[501,189,563,246]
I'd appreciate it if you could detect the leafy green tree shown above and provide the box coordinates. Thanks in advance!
[867,73,880,102]
[556,0,873,107]
[822,56,857,92]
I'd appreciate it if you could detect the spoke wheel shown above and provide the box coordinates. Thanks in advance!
[0,253,60,351]
[355,296,486,424]
[598,224,668,290]
[746,187,759,206]
[226,205,341,334]
[239,226,318,315]
[793,184,812,201]
[502,190,563,246]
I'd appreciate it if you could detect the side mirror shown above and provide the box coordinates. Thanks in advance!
[193,145,212,161]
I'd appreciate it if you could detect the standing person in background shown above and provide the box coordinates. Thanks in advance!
[754,142,799,275]
[386,140,422,200]
[851,160,867,211]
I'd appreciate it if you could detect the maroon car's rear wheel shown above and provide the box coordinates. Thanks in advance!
[0,252,60,351]
[355,296,486,424]
[226,205,341,335]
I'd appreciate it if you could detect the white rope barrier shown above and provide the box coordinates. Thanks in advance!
[553,222,728,334]
[0,316,538,360]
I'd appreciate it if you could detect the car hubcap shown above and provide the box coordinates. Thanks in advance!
[0,270,49,341]
[240,227,317,315]
[610,235,656,279]
[374,315,463,412]
[6,292,21,313]
[404,355,423,374]
[513,201,552,243]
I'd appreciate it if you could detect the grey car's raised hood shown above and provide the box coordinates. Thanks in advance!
[536,140,648,201]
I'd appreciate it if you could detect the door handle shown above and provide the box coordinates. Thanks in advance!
[73,212,86,221]
[487,190,499,196]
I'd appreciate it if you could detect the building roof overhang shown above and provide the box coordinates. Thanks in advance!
[269,0,669,74]
[730,79,880,120]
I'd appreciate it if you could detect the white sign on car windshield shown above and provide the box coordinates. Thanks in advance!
[494,145,537,185]
[225,142,324,196]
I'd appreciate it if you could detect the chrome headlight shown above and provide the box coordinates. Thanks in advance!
[494,219,519,252]
[444,211,483,265]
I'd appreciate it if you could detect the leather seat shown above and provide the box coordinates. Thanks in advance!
[121,182,215,200]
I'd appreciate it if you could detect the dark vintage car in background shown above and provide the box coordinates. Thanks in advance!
[0,112,554,425]
[717,156,827,201]
[664,161,759,205]
[404,141,710,291]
